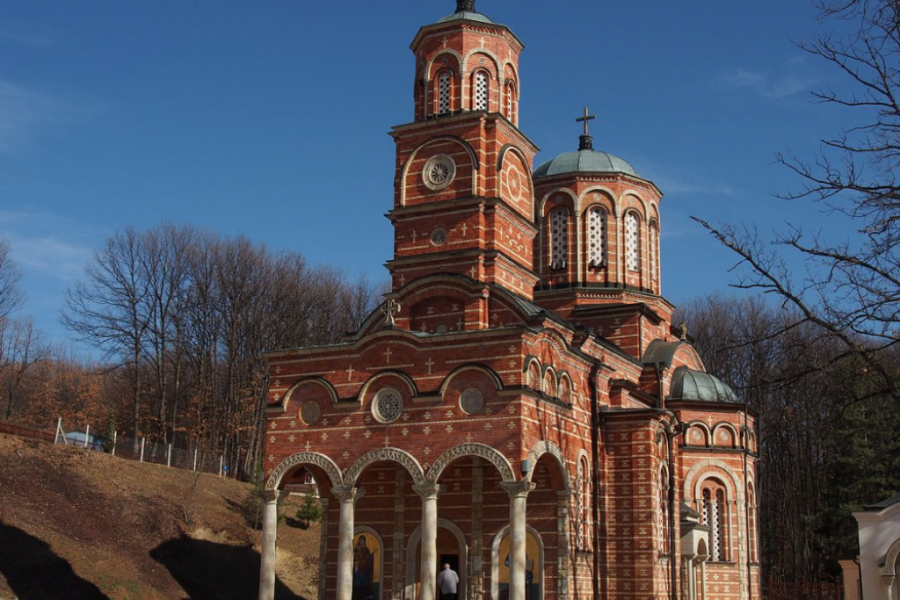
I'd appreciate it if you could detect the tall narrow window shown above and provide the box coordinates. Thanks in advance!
[588,206,608,268]
[649,221,659,282]
[438,72,452,114]
[749,484,758,563]
[659,465,670,554]
[575,460,585,549]
[551,209,569,269]
[702,484,728,561]
[505,83,515,120]
[474,72,488,111]
[625,211,640,272]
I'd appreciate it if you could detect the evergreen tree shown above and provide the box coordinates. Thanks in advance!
[101,410,116,453]
[295,491,321,529]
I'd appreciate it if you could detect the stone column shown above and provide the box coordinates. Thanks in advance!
[557,490,571,599]
[333,485,364,600]
[258,489,287,600]
[413,483,444,600]
[882,575,895,600]
[318,497,330,600]
[501,481,536,600]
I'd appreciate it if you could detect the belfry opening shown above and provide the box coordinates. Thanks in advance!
[258,3,761,600]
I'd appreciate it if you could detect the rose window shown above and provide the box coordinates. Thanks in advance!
[373,388,403,423]
[431,228,448,246]
[625,211,640,272]
[438,72,451,114]
[551,209,569,269]
[474,72,488,111]
[588,206,607,268]
[423,155,456,191]
[460,388,484,415]
[300,401,320,426]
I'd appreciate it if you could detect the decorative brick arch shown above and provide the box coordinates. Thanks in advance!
[683,458,742,504]
[882,537,900,578]
[283,377,339,409]
[266,452,343,490]
[358,370,419,404]
[439,364,504,396]
[406,518,469,600]
[344,447,426,486]
[400,136,479,205]
[427,443,516,483]
[525,440,571,493]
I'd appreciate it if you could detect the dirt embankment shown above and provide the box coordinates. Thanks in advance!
[0,434,319,600]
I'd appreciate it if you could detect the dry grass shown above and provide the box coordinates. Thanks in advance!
[0,434,319,600]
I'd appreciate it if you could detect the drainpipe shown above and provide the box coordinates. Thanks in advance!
[743,402,753,600]
[589,359,602,600]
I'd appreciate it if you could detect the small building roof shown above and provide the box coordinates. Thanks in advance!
[436,10,496,25]
[668,366,739,403]
[864,493,900,511]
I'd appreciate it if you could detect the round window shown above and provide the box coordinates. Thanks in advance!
[460,388,484,415]
[431,228,448,246]
[423,155,457,191]
[373,388,404,423]
[300,401,321,426]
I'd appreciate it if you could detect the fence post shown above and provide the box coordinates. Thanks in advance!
[112,431,117,456]
[193,447,198,472]
[167,444,172,468]
[84,425,90,449]
[54,418,62,444]
[218,455,223,478]
[140,438,146,462]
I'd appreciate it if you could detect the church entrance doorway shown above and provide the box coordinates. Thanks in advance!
[491,527,543,600]
[405,519,468,600]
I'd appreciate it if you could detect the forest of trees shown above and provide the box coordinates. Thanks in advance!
[0,225,380,478]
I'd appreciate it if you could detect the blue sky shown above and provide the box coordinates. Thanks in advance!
[0,1,858,349]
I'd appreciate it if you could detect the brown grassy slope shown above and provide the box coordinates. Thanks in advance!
[0,434,319,600]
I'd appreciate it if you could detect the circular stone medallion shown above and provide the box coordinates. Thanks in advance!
[460,388,484,415]
[423,155,457,191]
[373,388,403,424]
[431,228,448,246]
[300,401,321,426]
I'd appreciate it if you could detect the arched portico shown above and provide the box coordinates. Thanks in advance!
[406,519,470,600]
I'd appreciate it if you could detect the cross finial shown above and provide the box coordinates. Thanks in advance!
[457,0,476,12]
[575,106,596,151]
[382,299,401,327]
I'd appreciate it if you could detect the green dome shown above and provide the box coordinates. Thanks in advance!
[437,11,495,24]
[668,367,739,403]
[534,148,638,179]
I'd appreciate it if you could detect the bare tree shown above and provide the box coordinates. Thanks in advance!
[0,240,23,321]
[0,317,49,421]
[694,0,900,404]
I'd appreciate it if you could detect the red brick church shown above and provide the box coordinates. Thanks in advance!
[257,3,761,600]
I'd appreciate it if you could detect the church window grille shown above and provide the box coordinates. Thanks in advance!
[749,484,758,563]
[588,206,608,268]
[506,84,514,119]
[625,211,640,272]
[659,465,670,554]
[575,460,585,549]
[373,388,403,423]
[702,485,728,561]
[460,388,484,415]
[474,72,489,111]
[551,209,569,270]
[650,221,659,282]
[438,72,452,114]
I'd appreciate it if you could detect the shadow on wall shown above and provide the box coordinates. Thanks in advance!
[0,520,112,600]
[151,535,308,600]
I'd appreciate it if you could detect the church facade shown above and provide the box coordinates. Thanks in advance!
[257,3,761,600]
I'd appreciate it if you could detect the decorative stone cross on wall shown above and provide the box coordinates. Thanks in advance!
[382,299,401,327]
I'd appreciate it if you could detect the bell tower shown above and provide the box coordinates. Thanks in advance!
[386,0,541,300]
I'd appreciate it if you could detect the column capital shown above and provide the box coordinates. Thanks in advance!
[332,485,365,504]
[258,489,289,503]
[412,482,445,500]
[501,480,536,499]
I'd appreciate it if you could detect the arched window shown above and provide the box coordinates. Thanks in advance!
[576,456,591,550]
[473,71,489,111]
[550,209,569,270]
[505,82,517,121]
[625,211,641,272]
[649,220,659,283]
[659,464,670,554]
[702,482,728,561]
[587,206,608,268]
[438,71,452,115]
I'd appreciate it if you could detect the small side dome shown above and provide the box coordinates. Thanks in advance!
[437,10,496,24]
[534,149,638,179]
[668,367,739,403]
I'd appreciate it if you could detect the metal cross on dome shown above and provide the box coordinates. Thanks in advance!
[576,106,596,136]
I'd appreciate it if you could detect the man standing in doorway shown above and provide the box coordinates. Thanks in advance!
[437,563,459,600]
